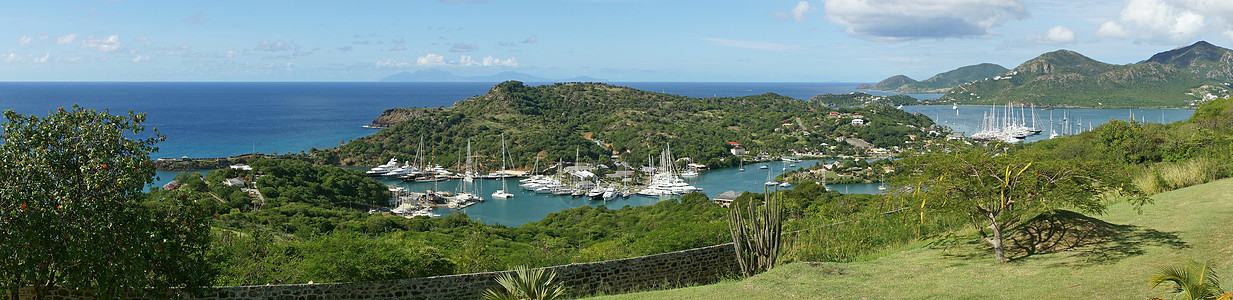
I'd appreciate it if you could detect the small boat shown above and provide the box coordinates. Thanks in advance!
[680,169,699,177]
[492,189,514,199]
[765,181,777,186]
[952,103,958,110]
[759,165,768,169]
[778,181,791,188]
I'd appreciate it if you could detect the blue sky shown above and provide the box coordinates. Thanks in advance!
[4,0,1233,82]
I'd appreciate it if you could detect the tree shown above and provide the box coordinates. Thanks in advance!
[0,106,212,299]
[895,143,1137,263]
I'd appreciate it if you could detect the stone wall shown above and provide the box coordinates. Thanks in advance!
[19,243,738,300]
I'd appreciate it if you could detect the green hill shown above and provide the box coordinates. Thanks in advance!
[591,177,1233,299]
[894,63,1009,93]
[934,41,1233,108]
[307,82,938,169]
[858,75,917,91]
[807,92,918,107]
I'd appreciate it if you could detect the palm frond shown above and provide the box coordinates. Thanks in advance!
[1149,259,1225,300]
[482,266,566,300]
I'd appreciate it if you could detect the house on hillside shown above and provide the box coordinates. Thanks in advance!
[851,119,865,126]
[713,190,742,208]
[730,145,747,156]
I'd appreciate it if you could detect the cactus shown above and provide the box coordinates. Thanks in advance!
[727,187,784,277]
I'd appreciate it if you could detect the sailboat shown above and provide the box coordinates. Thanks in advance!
[878,173,887,191]
[764,163,777,186]
[492,134,514,199]
[453,140,484,205]
[738,159,745,172]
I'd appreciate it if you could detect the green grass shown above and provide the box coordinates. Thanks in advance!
[589,178,1233,299]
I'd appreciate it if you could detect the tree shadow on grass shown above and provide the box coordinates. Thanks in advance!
[935,210,1189,267]
[1003,210,1189,267]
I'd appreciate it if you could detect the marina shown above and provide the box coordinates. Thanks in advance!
[367,158,889,226]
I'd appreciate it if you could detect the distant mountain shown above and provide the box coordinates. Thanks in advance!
[894,63,1009,93]
[934,41,1233,108]
[1144,41,1233,81]
[858,75,917,91]
[380,69,468,82]
[860,64,1008,94]
[465,71,549,82]
[379,70,605,83]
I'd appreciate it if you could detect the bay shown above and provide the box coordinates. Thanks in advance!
[901,105,1195,143]
[370,159,873,226]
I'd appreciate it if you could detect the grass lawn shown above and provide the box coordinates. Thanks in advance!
[591,178,1233,299]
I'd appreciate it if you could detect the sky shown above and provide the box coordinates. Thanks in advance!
[3,0,1233,82]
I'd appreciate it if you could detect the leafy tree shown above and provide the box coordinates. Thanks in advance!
[0,106,212,299]
[894,143,1139,262]
[298,232,455,283]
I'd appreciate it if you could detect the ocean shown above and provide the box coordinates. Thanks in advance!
[0,82,1194,226]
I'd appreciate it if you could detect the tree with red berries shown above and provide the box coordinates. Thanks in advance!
[1,106,213,299]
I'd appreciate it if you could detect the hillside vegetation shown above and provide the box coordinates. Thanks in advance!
[305,81,936,169]
[935,41,1233,108]
[591,97,1233,299]
[593,178,1233,299]
[859,63,1008,94]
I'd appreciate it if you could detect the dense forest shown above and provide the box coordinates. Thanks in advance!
[301,81,938,171]
[808,92,920,107]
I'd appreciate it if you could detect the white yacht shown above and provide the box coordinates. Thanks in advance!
[365,158,399,177]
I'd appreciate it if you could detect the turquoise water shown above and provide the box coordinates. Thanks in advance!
[902,105,1194,142]
[365,159,889,226]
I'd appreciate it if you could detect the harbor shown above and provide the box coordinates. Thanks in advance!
[366,157,889,226]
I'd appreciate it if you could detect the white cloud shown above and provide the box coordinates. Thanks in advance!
[1097,0,1233,44]
[18,36,32,45]
[410,53,518,67]
[450,43,477,52]
[1095,21,1130,38]
[702,38,801,51]
[33,53,50,63]
[416,53,447,65]
[225,49,238,57]
[254,40,297,52]
[184,12,207,25]
[1035,25,1075,44]
[57,34,77,45]
[377,59,413,68]
[823,0,1028,40]
[134,35,148,42]
[523,35,538,43]
[79,35,123,52]
[3,51,19,63]
[791,1,813,22]
[131,55,149,62]
[481,56,518,67]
